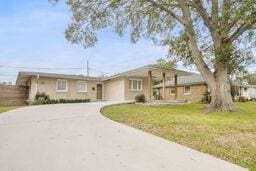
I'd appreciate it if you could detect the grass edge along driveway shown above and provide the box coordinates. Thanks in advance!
[0,106,21,114]
[101,102,256,171]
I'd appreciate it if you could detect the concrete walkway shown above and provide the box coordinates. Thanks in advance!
[0,101,247,171]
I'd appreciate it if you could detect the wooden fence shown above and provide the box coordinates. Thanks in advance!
[0,85,29,105]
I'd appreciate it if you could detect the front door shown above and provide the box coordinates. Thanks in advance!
[96,84,102,100]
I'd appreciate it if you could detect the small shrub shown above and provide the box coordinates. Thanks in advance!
[238,96,248,102]
[135,94,146,103]
[35,92,50,100]
[250,98,256,102]
[33,92,51,105]
[201,91,211,104]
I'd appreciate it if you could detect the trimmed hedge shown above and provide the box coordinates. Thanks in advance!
[32,92,90,105]
[33,98,91,105]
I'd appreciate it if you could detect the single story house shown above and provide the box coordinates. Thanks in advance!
[15,65,192,102]
[154,74,256,102]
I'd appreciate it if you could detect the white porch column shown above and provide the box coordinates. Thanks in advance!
[148,71,152,102]
[35,74,39,93]
[162,72,166,100]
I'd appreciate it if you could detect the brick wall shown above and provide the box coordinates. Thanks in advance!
[160,84,207,102]
[0,85,29,105]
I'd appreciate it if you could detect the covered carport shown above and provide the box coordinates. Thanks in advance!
[111,64,192,101]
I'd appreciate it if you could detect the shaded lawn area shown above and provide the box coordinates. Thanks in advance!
[0,106,20,114]
[101,102,256,171]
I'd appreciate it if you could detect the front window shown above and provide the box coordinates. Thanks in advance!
[129,79,142,91]
[170,87,175,95]
[77,81,87,92]
[56,79,68,92]
[184,85,191,95]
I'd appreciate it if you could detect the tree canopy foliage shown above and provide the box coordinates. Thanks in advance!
[51,0,256,74]
[237,72,256,85]
[154,58,176,70]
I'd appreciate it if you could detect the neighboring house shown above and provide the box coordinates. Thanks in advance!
[154,74,208,102]
[0,82,13,85]
[15,65,191,102]
[233,84,256,100]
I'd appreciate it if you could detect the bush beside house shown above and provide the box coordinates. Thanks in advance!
[201,91,211,104]
[135,94,146,103]
[33,92,90,105]
[237,96,248,102]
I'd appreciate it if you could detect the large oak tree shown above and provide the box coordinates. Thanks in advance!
[52,0,256,111]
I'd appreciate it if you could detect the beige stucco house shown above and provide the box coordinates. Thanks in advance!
[16,65,192,102]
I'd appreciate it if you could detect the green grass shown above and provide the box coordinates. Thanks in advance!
[0,106,20,113]
[102,102,256,171]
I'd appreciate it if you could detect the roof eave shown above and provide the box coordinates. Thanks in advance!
[15,71,103,86]
[103,65,193,81]
[154,81,207,88]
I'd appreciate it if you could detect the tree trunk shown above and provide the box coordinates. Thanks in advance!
[179,3,236,112]
[206,65,236,112]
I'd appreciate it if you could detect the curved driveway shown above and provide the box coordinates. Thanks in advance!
[0,102,247,171]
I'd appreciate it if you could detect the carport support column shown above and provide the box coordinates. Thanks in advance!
[35,74,39,93]
[162,73,166,100]
[174,74,178,100]
[148,71,152,102]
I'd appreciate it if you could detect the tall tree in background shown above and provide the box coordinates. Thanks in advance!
[245,73,256,85]
[155,58,176,70]
[52,0,256,111]
[237,72,256,85]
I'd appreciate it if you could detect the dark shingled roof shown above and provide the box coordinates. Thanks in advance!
[154,74,206,88]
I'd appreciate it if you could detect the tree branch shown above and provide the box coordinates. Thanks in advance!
[211,0,218,26]
[179,1,215,83]
[223,2,256,37]
[192,0,216,34]
[225,10,256,43]
[145,0,184,24]
[226,21,256,43]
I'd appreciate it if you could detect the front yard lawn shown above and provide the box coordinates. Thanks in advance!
[0,106,20,114]
[101,102,256,171]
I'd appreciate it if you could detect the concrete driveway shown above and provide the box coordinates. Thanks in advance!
[0,101,247,171]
